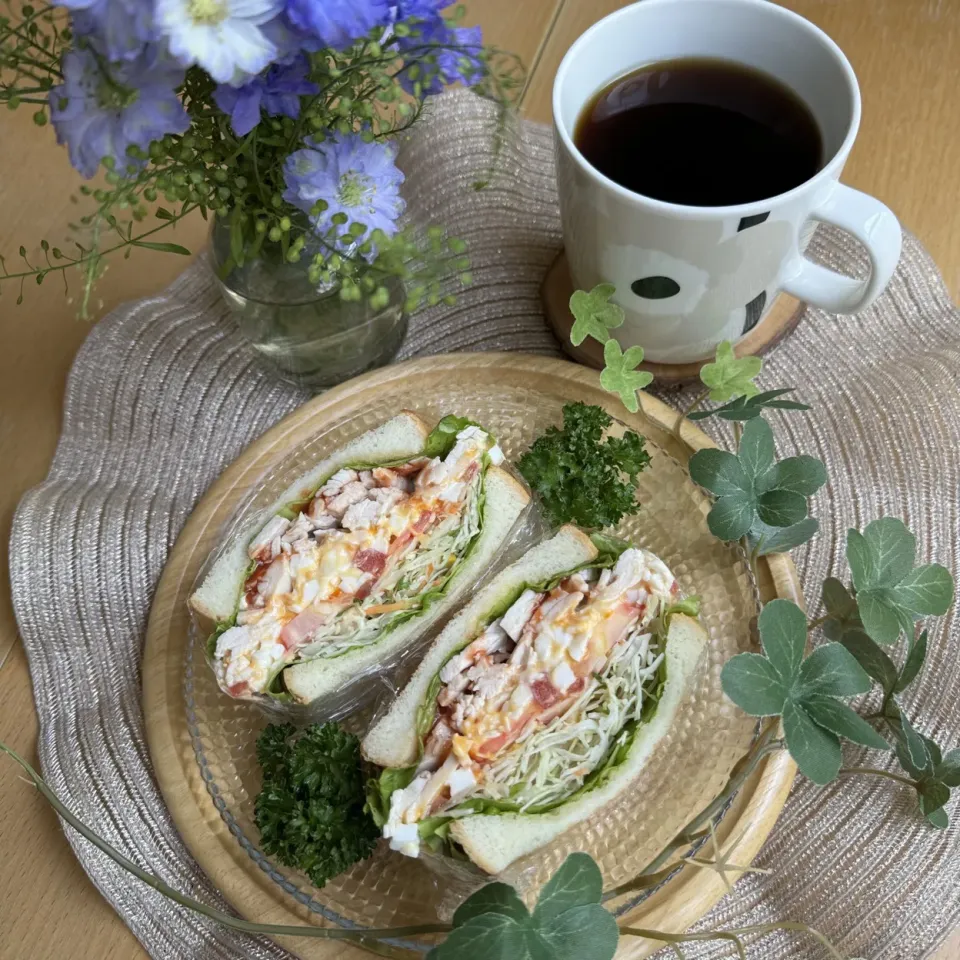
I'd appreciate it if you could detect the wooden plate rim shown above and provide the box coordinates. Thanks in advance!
[142,352,800,960]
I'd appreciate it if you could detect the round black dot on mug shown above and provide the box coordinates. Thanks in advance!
[631,277,681,299]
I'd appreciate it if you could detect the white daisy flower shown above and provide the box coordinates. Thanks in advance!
[156,0,284,86]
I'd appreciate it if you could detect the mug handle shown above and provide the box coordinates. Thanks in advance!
[781,183,902,313]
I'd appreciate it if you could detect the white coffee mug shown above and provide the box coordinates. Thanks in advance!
[553,0,903,364]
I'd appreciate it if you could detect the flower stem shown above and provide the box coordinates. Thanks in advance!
[621,919,845,960]
[838,766,917,788]
[0,206,197,283]
[807,613,829,632]
[0,741,450,942]
[732,421,743,448]
[673,387,711,442]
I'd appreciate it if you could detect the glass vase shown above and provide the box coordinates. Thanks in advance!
[209,218,407,391]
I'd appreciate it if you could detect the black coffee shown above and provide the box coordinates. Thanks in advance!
[574,58,823,206]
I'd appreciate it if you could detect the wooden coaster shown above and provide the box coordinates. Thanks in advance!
[541,250,806,386]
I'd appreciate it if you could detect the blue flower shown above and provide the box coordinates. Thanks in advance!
[283,133,405,247]
[393,0,445,20]
[260,10,315,60]
[49,45,190,178]
[155,0,283,85]
[284,0,392,49]
[398,19,483,95]
[63,0,157,62]
[213,54,318,136]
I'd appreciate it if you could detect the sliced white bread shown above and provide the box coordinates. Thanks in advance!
[361,524,598,769]
[283,466,531,705]
[449,613,708,874]
[189,411,429,626]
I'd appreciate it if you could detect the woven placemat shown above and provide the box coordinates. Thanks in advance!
[10,89,960,960]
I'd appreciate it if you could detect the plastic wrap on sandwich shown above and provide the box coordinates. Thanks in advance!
[187,411,538,723]
[362,526,706,889]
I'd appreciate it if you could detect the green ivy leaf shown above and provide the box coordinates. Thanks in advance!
[687,388,810,422]
[532,852,602,923]
[782,698,843,785]
[431,855,618,960]
[756,489,808,527]
[801,697,890,750]
[747,517,819,556]
[883,717,956,828]
[844,519,954,645]
[688,418,826,543]
[893,712,932,775]
[894,630,928,694]
[688,449,752,497]
[738,414,775,479]
[758,598,806,682]
[599,339,654,413]
[937,749,960,788]
[919,780,950,816]
[925,737,944,770]
[699,341,763,402]
[821,578,862,640]
[760,457,828,496]
[720,653,789,716]
[856,592,908,646]
[569,284,624,347]
[706,496,755,541]
[836,629,899,693]
[431,913,528,960]
[895,565,955,616]
[537,904,619,960]
[795,643,872,699]
[453,884,528,926]
[722,599,881,785]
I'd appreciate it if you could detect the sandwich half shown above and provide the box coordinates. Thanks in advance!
[364,525,706,875]
[191,412,529,706]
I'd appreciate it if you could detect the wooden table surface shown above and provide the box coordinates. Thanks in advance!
[1,2,958,959]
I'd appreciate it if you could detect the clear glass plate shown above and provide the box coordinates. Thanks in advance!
[184,380,759,949]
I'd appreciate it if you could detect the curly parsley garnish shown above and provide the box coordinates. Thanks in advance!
[518,402,650,529]
[254,723,378,888]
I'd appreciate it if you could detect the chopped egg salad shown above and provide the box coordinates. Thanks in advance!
[211,424,503,699]
[381,547,683,858]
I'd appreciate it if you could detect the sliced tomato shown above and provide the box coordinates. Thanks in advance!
[473,729,515,761]
[414,509,434,533]
[390,530,414,555]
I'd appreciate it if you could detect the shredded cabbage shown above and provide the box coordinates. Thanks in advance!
[297,471,484,661]
[470,617,665,811]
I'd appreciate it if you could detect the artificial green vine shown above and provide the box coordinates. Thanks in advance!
[569,280,957,829]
